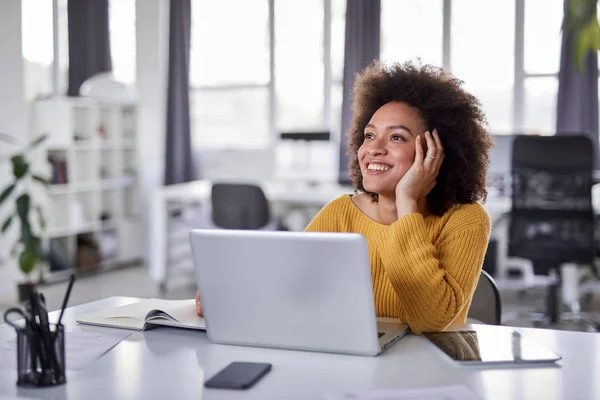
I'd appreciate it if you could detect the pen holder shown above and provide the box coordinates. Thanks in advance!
[16,323,66,387]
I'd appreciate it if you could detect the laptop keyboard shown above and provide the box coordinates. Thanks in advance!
[378,332,385,338]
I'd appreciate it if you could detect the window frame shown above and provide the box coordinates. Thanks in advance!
[189,0,340,149]
[36,0,134,98]
[392,0,564,136]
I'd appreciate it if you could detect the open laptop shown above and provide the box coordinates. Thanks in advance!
[189,229,409,356]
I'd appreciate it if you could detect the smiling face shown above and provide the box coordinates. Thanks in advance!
[357,101,426,197]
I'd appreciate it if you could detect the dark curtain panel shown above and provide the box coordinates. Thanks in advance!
[67,0,112,96]
[556,13,599,166]
[337,0,381,184]
[164,0,194,185]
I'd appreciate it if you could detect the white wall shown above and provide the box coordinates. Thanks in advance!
[0,0,28,296]
[135,0,169,262]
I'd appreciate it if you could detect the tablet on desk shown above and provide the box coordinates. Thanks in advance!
[422,328,562,366]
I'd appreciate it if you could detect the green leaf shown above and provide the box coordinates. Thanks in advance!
[30,236,43,259]
[32,175,51,189]
[28,133,48,150]
[0,183,16,206]
[16,194,30,221]
[35,205,46,230]
[18,249,37,275]
[1,214,14,233]
[11,155,29,179]
[20,219,33,251]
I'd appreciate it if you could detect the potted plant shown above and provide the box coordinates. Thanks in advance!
[563,0,600,71]
[0,133,50,301]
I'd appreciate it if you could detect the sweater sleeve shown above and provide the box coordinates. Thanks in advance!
[376,205,491,334]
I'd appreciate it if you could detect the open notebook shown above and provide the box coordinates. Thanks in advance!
[76,298,206,331]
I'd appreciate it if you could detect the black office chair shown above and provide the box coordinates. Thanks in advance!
[501,134,598,331]
[210,183,286,230]
[468,270,502,325]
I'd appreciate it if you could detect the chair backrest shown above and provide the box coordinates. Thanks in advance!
[468,270,502,325]
[211,183,270,230]
[508,135,596,270]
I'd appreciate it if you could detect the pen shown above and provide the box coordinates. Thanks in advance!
[28,292,42,374]
[57,273,76,327]
[37,292,64,380]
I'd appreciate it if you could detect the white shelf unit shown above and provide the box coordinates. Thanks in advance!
[30,96,143,280]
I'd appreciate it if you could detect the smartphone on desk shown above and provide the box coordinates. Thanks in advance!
[204,361,272,390]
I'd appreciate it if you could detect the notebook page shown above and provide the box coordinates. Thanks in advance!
[80,299,162,320]
[77,298,205,330]
[145,299,206,329]
[77,299,163,330]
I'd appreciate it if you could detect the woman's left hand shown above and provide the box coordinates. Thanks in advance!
[395,129,444,203]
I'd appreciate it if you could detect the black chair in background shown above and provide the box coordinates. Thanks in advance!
[161,183,285,293]
[211,183,286,230]
[468,270,502,325]
[501,134,599,331]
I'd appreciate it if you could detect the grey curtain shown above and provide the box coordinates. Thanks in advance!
[338,0,381,184]
[164,0,194,185]
[67,0,112,96]
[556,11,599,165]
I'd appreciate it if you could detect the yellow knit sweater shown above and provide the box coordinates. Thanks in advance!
[304,194,491,334]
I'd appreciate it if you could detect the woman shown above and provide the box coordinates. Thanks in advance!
[197,60,493,334]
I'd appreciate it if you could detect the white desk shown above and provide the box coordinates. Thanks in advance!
[1,296,600,399]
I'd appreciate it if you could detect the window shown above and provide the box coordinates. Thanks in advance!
[380,0,566,136]
[524,0,562,74]
[191,1,270,87]
[190,0,346,150]
[451,0,515,134]
[190,0,271,149]
[380,0,443,67]
[22,0,56,100]
[22,0,135,100]
[275,0,324,131]
[521,0,564,135]
[330,0,347,138]
[523,77,558,134]
[109,0,137,85]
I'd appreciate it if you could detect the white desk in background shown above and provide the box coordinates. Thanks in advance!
[1,296,600,400]
[149,179,600,289]
[149,180,515,288]
[149,180,357,288]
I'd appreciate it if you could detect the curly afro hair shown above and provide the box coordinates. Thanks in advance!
[346,59,493,216]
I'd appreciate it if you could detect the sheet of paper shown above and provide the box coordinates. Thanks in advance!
[325,385,480,400]
[0,330,131,371]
